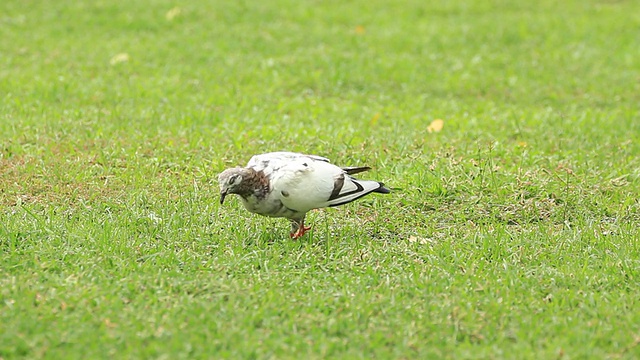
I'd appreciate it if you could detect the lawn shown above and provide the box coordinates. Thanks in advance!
[1,0,640,358]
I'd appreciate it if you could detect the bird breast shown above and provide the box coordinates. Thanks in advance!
[240,194,301,219]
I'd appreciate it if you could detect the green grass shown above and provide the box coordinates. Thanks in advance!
[1,0,640,358]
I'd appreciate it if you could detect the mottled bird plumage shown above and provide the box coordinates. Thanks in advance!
[218,152,389,238]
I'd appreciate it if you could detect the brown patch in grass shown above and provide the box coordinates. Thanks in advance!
[0,135,209,208]
[0,151,126,207]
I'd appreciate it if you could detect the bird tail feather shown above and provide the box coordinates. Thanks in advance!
[327,179,390,207]
[341,166,371,175]
[374,183,391,194]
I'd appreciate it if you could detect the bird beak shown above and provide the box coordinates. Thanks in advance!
[220,191,227,204]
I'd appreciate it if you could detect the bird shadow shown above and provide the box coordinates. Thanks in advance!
[242,227,324,248]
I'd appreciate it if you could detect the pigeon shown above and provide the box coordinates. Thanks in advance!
[218,151,390,239]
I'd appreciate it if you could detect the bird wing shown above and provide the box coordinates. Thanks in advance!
[247,152,329,175]
[269,158,385,213]
[247,152,371,176]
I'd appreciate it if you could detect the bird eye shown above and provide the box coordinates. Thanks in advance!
[229,174,240,185]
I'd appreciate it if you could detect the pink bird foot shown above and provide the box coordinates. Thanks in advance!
[290,225,312,239]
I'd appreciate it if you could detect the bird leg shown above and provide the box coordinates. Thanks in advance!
[289,218,311,239]
[290,225,311,239]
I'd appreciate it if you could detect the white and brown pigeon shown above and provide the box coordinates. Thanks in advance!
[218,152,390,239]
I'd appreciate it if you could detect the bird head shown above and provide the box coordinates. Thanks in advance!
[218,168,247,204]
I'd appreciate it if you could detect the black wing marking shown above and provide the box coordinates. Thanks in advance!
[329,174,345,200]
[328,174,365,201]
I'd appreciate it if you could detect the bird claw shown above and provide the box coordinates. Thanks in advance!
[290,225,312,239]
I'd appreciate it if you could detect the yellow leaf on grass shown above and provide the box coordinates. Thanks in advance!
[166,7,181,21]
[103,318,117,328]
[355,25,365,34]
[427,119,444,133]
[370,113,380,126]
[110,53,129,65]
